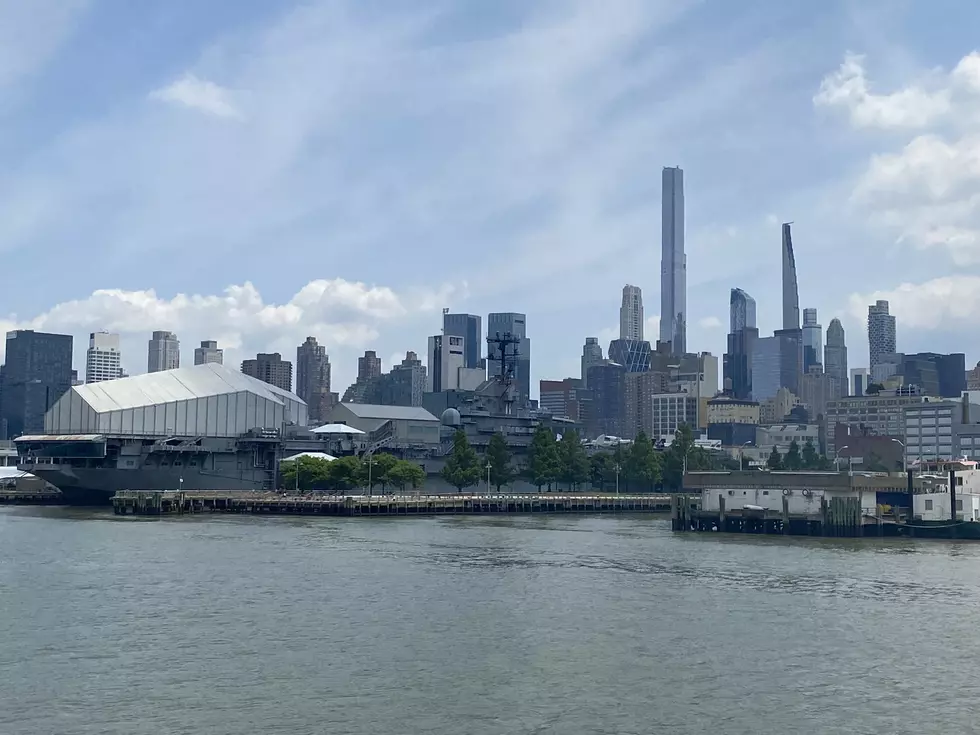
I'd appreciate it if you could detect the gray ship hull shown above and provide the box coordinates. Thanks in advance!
[29,466,270,506]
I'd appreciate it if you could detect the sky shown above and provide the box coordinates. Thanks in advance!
[2,0,980,395]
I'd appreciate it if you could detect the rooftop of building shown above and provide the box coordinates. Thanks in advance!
[72,363,305,413]
[336,403,438,422]
[707,397,760,406]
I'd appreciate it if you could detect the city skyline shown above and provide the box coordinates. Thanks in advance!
[0,3,978,394]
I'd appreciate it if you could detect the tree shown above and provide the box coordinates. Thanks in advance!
[625,431,662,491]
[865,451,889,472]
[324,456,363,492]
[526,425,560,490]
[280,455,334,492]
[486,432,516,491]
[386,460,426,492]
[441,429,482,492]
[558,430,590,490]
[802,439,818,469]
[784,440,803,470]
[662,423,696,489]
[360,452,399,493]
[589,452,613,491]
[767,446,783,470]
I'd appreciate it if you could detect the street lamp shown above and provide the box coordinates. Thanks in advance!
[614,463,621,497]
[366,455,376,497]
[890,438,906,472]
[486,461,492,492]
[836,445,853,476]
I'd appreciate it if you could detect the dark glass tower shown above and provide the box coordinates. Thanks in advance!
[0,330,73,438]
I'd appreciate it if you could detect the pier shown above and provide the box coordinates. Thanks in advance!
[0,489,63,505]
[112,490,680,517]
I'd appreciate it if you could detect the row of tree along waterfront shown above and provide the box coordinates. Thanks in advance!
[281,424,832,494]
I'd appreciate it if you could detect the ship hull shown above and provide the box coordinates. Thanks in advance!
[28,466,270,506]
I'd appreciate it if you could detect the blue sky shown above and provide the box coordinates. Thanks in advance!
[2,0,980,393]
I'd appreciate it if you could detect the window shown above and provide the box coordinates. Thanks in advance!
[924,499,933,510]
[956,499,963,511]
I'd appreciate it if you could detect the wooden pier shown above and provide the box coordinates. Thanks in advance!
[112,490,679,517]
[0,489,63,505]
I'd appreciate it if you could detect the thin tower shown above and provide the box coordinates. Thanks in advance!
[660,166,686,355]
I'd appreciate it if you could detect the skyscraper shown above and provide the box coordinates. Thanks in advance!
[660,166,686,355]
[241,353,292,392]
[85,332,123,383]
[147,331,180,373]
[868,300,897,374]
[580,337,603,389]
[729,287,756,333]
[194,340,223,365]
[781,223,800,331]
[357,351,382,382]
[487,312,530,406]
[824,319,847,399]
[619,285,644,341]
[724,288,758,399]
[801,308,822,372]
[442,313,482,369]
[296,336,332,425]
[426,335,465,393]
[0,330,73,437]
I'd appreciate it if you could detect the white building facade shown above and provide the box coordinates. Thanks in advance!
[85,331,123,384]
[619,285,644,341]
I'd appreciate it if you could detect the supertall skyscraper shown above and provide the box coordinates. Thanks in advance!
[723,288,758,399]
[660,166,686,355]
[619,285,644,341]
[868,300,897,374]
[781,223,800,331]
[824,318,847,399]
[147,331,180,373]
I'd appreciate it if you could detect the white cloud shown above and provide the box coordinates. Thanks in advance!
[0,278,457,387]
[813,53,952,129]
[848,275,980,329]
[149,73,242,119]
[820,50,980,264]
[698,316,723,330]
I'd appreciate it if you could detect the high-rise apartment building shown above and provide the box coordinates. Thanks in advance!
[868,300,897,374]
[724,288,758,399]
[85,332,123,383]
[751,331,801,402]
[581,337,604,389]
[660,166,686,355]
[824,319,847,399]
[487,312,530,406]
[586,361,626,438]
[241,353,292,392]
[619,285,644,341]
[194,340,223,365]
[357,350,382,382]
[296,336,332,425]
[539,378,592,424]
[781,223,800,331]
[801,309,822,373]
[147,331,180,373]
[442,313,482,370]
[0,330,73,437]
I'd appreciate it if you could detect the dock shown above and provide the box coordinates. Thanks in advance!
[112,490,680,517]
[0,489,63,505]
[670,494,900,537]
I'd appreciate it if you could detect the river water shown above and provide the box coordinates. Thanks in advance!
[1,507,977,734]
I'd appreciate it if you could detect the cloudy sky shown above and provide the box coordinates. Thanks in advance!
[2,0,979,394]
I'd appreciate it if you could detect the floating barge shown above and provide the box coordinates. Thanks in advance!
[112,490,678,517]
